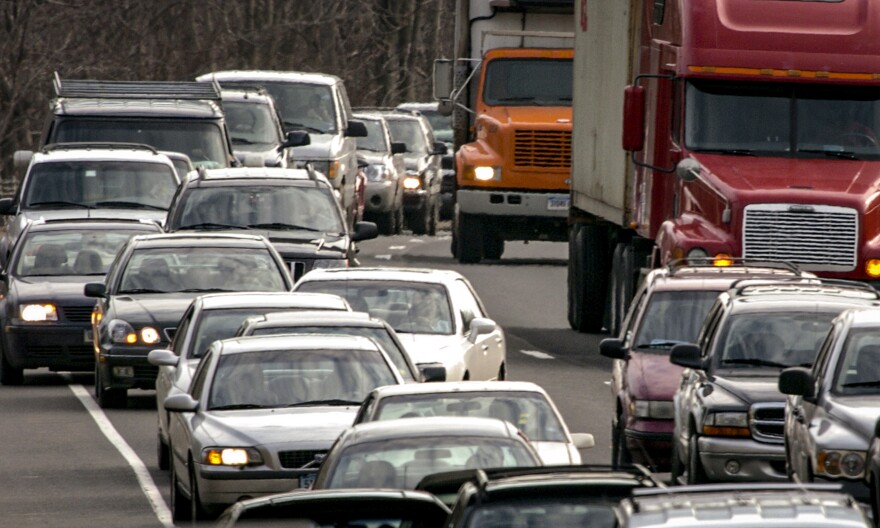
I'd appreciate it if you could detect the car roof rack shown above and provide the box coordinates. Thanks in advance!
[54,72,221,101]
[628,482,850,511]
[730,278,879,298]
[666,258,802,276]
[41,142,158,154]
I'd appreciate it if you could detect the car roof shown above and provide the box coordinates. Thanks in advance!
[726,282,880,311]
[343,417,520,444]
[369,381,546,399]
[129,232,273,249]
[220,89,275,105]
[397,102,438,112]
[197,292,349,311]
[247,310,378,327]
[31,144,176,165]
[841,306,880,327]
[198,70,339,87]
[642,263,815,293]
[381,111,424,123]
[55,98,223,118]
[217,333,383,355]
[296,267,463,285]
[186,167,320,183]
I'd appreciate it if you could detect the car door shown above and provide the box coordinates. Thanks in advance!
[451,278,503,380]
[157,305,195,440]
[168,348,212,492]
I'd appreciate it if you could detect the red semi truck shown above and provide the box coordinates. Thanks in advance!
[569,0,880,334]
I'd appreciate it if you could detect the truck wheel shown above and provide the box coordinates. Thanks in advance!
[456,212,483,264]
[608,243,635,337]
[0,345,23,386]
[567,224,609,333]
[483,233,504,260]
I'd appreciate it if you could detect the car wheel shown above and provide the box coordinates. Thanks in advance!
[95,366,127,409]
[687,430,708,484]
[157,431,170,471]
[0,344,23,386]
[375,210,395,236]
[455,211,483,264]
[496,363,506,381]
[611,413,632,470]
[871,470,880,527]
[462,370,470,381]
[670,442,683,484]
[428,196,440,236]
[190,461,211,521]
[170,454,192,522]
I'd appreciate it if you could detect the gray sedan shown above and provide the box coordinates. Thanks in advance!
[163,334,405,522]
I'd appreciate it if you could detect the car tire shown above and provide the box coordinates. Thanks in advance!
[670,443,684,484]
[375,210,395,236]
[687,430,708,484]
[456,211,483,264]
[567,224,609,333]
[0,344,23,386]
[871,470,880,527]
[497,363,506,381]
[427,197,439,236]
[190,460,211,521]
[95,366,127,409]
[483,233,504,260]
[170,454,192,522]
[157,431,170,471]
[393,205,405,235]
[408,199,431,236]
[612,414,633,470]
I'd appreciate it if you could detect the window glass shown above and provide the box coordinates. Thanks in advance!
[483,59,572,107]
[466,501,615,528]
[170,307,193,356]
[387,119,428,154]
[356,119,390,152]
[239,82,337,134]
[833,328,880,394]
[632,290,720,351]
[224,100,281,146]
[189,349,213,397]
[191,308,310,359]
[13,228,151,277]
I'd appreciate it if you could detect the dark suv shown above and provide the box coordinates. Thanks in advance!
[16,75,237,170]
[670,280,880,484]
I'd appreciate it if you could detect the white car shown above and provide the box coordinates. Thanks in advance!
[293,267,506,381]
[148,291,351,470]
[353,381,595,464]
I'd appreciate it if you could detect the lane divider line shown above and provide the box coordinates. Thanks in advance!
[519,350,554,360]
[68,381,173,528]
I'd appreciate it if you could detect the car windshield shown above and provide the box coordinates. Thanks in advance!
[716,311,836,369]
[295,280,454,335]
[633,290,721,350]
[356,119,389,152]
[176,185,344,234]
[224,100,280,146]
[465,500,616,528]
[230,81,337,134]
[251,325,415,381]
[54,120,229,168]
[686,79,880,159]
[420,110,452,143]
[208,348,398,409]
[191,308,321,359]
[833,328,880,394]
[326,437,538,489]
[22,160,177,210]
[373,391,567,442]
[386,119,428,154]
[118,247,286,293]
[14,228,151,277]
[483,58,572,107]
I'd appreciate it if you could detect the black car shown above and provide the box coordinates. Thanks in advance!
[84,232,293,408]
[163,167,377,281]
[0,218,162,385]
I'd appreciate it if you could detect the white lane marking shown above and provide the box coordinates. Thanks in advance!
[408,239,425,243]
[68,382,174,528]
[375,254,392,260]
[519,350,554,360]
[604,380,611,385]
[389,246,407,250]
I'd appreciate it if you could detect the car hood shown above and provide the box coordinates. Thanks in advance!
[293,133,342,161]
[201,407,357,447]
[532,442,577,465]
[357,151,388,165]
[109,294,197,326]
[712,373,785,405]
[233,145,284,167]
[626,351,684,401]
[12,275,98,301]
[270,237,348,259]
[19,209,166,224]
[394,333,459,366]
[826,395,880,440]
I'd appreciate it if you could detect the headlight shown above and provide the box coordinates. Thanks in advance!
[630,400,674,419]
[108,319,137,344]
[473,166,500,181]
[702,411,750,437]
[327,160,341,179]
[140,327,161,345]
[365,164,389,182]
[19,303,57,322]
[312,259,347,270]
[203,447,264,466]
[817,450,866,478]
[403,176,422,190]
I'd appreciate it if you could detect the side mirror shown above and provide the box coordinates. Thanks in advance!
[676,158,701,183]
[390,142,407,155]
[345,120,368,138]
[83,282,106,298]
[778,367,815,398]
[351,221,378,242]
[599,338,627,360]
[571,433,595,449]
[875,416,880,438]
[468,317,496,343]
[281,130,310,149]
[433,59,454,101]
[432,142,448,156]
[669,343,704,370]
[164,393,199,413]
[622,85,646,152]
[419,363,447,383]
[0,198,14,216]
[147,349,179,368]
[13,150,33,170]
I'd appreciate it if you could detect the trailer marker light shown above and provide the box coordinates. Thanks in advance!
[689,66,880,81]
[866,259,880,278]
[713,254,733,267]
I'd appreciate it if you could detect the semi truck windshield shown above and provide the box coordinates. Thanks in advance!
[685,80,880,159]
[483,58,572,106]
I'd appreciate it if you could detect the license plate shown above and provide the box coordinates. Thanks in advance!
[299,472,316,489]
[547,196,570,211]
[83,329,93,344]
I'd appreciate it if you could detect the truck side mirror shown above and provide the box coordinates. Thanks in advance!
[433,59,454,102]
[622,85,646,152]
[669,343,703,370]
[599,338,627,360]
[676,158,701,183]
[345,120,368,138]
[281,130,310,150]
[779,367,815,398]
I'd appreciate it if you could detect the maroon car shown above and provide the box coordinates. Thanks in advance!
[599,260,814,471]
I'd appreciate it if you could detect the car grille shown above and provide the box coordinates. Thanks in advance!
[513,129,571,169]
[28,344,93,359]
[742,204,857,272]
[278,450,326,469]
[749,403,785,444]
[61,305,94,323]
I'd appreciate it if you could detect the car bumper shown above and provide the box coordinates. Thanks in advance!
[403,189,429,210]
[96,345,161,390]
[5,323,94,371]
[196,465,315,509]
[365,181,397,213]
[457,188,569,218]
[812,475,870,503]
[698,436,787,482]
[625,420,673,469]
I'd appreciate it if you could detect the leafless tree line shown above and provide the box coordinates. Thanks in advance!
[0,0,454,185]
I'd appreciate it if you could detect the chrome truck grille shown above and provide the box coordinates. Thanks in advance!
[749,403,785,444]
[742,204,857,272]
[513,129,571,169]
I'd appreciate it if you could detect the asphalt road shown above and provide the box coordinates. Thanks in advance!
[0,226,614,527]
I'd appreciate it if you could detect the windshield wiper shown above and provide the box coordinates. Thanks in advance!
[94,200,167,210]
[27,201,95,209]
[799,149,859,160]
[248,222,322,232]
[635,340,686,349]
[842,380,880,388]
[495,96,537,102]
[177,222,251,230]
[231,138,256,145]
[210,403,268,410]
[283,121,325,134]
[693,148,757,156]
[118,288,166,294]
[177,288,235,293]
[721,358,789,368]
[284,399,362,407]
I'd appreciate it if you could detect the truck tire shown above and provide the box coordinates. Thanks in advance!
[483,233,504,260]
[374,210,395,236]
[567,224,609,333]
[456,211,483,264]
[608,243,635,337]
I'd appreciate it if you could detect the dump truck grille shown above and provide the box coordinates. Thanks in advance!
[513,129,571,169]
